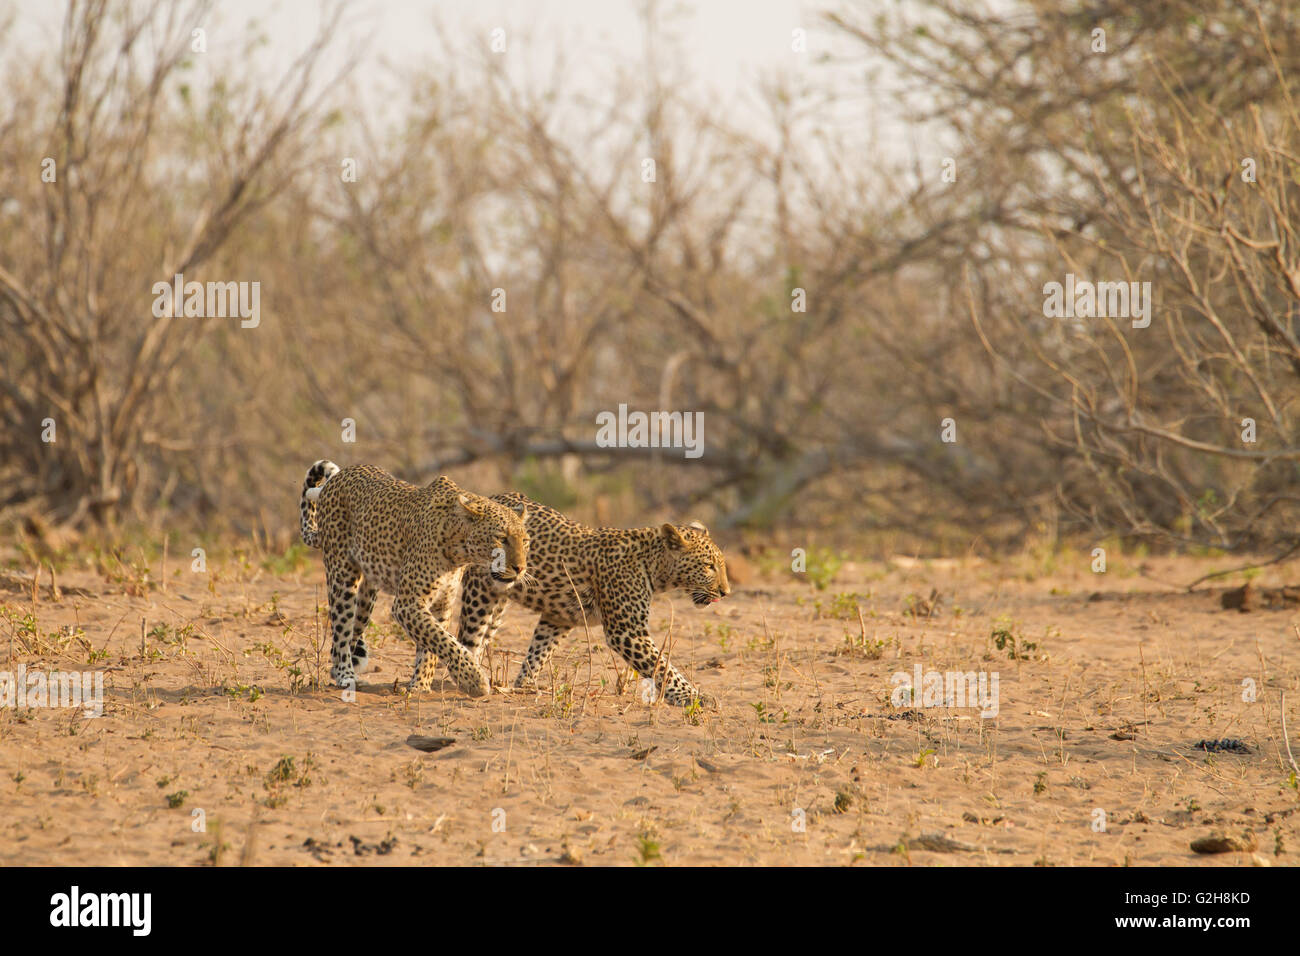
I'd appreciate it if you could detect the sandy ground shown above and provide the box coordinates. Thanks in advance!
[1,545,1298,866]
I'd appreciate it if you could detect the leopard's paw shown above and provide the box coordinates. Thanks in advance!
[330,663,358,689]
[457,667,491,699]
[407,675,434,694]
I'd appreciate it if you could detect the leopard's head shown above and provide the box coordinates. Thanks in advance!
[660,521,730,606]
[457,494,529,584]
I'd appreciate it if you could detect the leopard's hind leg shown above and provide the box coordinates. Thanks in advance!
[348,580,378,675]
[514,619,571,688]
[326,559,364,689]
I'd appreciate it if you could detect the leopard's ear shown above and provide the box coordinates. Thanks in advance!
[509,500,528,519]
[661,523,688,550]
[457,494,483,518]
[688,520,708,534]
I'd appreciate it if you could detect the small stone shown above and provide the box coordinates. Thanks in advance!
[560,844,583,865]
[1190,830,1257,854]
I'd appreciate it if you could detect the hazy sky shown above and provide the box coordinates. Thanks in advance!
[14,0,836,100]
[9,0,911,161]
[271,0,823,97]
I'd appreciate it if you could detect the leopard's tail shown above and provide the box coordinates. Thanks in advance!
[300,460,340,548]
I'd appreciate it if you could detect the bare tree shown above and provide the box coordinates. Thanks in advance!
[830,0,1300,551]
[0,0,355,531]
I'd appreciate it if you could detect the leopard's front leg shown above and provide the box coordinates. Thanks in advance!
[394,575,489,698]
[458,565,509,666]
[597,586,703,707]
[604,628,702,705]
[407,578,458,690]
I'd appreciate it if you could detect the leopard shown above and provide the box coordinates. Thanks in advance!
[456,492,730,707]
[299,460,529,697]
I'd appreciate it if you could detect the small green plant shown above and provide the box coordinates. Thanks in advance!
[682,699,704,725]
[262,753,316,807]
[150,622,196,652]
[265,756,296,787]
[204,821,230,866]
[751,701,787,724]
[97,550,154,595]
[262,542,311,575]
[635,835,662,866]
[545,682,575,719]
[402,759,423,790]
[1,608,40,650]
[295,754,318,788]
[709,623,733,649]
[166,790,189,808]
[225,683,264,702]
[839,631,887,659]
[805,548,845,591]
[825,592,865,620]
[991,619,1040,661]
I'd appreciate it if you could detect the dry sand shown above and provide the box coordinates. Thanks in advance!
[1,547,1297,866]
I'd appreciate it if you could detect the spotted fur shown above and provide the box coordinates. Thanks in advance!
[299,461,528,696]
[457,493,729,706]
